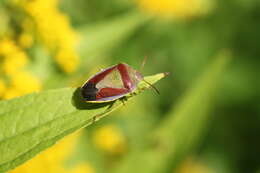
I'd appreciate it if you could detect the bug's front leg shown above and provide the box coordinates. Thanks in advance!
[120,96,128,105]
[130,92,138,96]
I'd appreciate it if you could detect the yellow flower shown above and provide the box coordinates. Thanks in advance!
[176,157,213,173]
[0,79,7,97]
[0,37,29,76]
[137,0,213,19]
[10,71,41,94]
[2,87,21,100]
[10,131,82,173]
[68,163,95,173]
[93,125,126,154]
[55,49,79,73]
[2,71,42,100]
[0,36,41,100]
[2,51,28,76]
[18,32,34,48]
[22,0,79,73]
[0,38,19,56]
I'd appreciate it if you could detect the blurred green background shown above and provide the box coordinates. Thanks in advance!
[1,0,259,173]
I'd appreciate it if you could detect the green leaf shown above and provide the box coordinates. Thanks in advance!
[0,73,167,173]
[76,11,150,69]
[114,53,230,173]
[154,53,230,172]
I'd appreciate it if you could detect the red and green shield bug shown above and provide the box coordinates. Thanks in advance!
[81,62,159,103]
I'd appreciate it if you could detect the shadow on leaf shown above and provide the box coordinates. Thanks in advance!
[71,88,115,110]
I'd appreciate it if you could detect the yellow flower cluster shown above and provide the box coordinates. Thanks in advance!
[137,0,213,19]
[69,163,95,173]
[9,131,95,173]
[93,125,126,154]
[0,38,41,99]
[18,32,34,49]
[176,157,213,173]
[17,0,79,73]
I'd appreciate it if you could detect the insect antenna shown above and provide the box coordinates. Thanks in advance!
[143,79,160,95]
[139,56,148,72]
[139,56,160,94]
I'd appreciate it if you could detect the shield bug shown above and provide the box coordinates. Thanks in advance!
[81,62,159,103]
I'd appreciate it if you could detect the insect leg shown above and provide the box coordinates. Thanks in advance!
[120,97,128,106]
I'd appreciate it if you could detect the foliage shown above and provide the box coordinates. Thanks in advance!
[0,0,259,173]
[0,73,166,172]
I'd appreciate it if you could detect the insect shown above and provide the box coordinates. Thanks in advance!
[81,62,159,103]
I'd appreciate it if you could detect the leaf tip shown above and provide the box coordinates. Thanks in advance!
[163,72,170,77]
